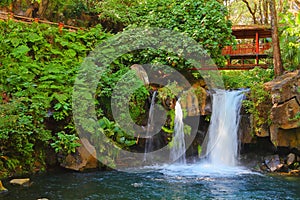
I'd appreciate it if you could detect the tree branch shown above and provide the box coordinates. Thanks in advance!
[242,0,258,24]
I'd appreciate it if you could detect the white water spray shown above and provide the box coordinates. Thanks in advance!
[206,89,245,166]
[170,99,186,164]
[144,91,157,161]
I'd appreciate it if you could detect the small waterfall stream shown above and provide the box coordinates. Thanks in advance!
[170,99,186,164]
[144,91,157,161]
[206,89,245,166]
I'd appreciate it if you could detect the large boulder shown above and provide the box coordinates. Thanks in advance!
[270,97,300,130]
[264,70,300,105]
[264,154,283,172]
[61,138,98,171]
[131,64,149,85]
[263,70,300,150]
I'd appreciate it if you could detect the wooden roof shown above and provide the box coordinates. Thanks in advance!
[232,25,272,39]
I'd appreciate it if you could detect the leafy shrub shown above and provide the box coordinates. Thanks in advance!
[221,67,274,89]
[51,132,81,155]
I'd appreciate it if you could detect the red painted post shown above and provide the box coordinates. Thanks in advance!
[256,32,259,65]
[58,22,64,33]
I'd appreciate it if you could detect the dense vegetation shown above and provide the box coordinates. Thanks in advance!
[0,0,299,177]
[0,21,110,177]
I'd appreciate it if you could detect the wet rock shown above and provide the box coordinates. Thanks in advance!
[239,114,254,144]
[180,82,209,116]
[0,180,8,194]
[271,128,300,150]
[10,178,31,186]
[287,153,297,166]
[264,155,283,172]
[289,169,300,175]
[131,64,149,85]
[131,182,143,188]
[61,138,98,171]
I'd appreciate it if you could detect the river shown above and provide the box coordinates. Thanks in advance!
[2,163,300,200]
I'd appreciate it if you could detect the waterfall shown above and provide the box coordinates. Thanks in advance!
[144,91,157,161]
[206,89,245,166]
[170,99,186,164]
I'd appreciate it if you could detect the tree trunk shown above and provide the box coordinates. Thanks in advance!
[263,0,269,24]
[38,0,49,19]
[269,0,284,77]
[259,0,263,24]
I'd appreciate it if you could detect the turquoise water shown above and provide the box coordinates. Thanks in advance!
[2,163,300,200]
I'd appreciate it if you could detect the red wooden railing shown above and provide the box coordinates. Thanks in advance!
[222,43,271,56]
[0,11,83,32]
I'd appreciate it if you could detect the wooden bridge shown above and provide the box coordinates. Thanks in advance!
[221,25,272,70]
[0,11,272,70]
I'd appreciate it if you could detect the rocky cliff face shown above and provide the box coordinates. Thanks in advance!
[265,70,300,150]
[241,70,300,151]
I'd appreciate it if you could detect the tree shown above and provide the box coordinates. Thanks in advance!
[280,7,300,70]
[269,0,284,76]
[228,0,270,25]
[131,0,235,67]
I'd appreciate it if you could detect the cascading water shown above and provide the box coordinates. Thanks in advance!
[170,99,186,164]
[206,89,246,166]
[144,91,157,162]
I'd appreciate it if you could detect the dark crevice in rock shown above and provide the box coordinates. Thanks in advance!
[276,96,300,106]
[294,95,300,106]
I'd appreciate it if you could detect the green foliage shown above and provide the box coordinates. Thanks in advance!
[0,20,110,176]
[222,68,274,135]
[96,67,149,124]
[197,145,202,158]
[221,67,274,89]
[51,132,81,155]
[292,88,300,123]
[93,0,140,26]
[98,117,136,148]
[243,84,272,134]
[280,13,300,70]
[0,0,12,7]
[0,99,51,174]
[129,85,149,123]
[158,82,182,101]
[130,0,235,67]
[161,109,175,132]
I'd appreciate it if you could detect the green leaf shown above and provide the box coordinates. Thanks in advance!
[125,140,136,146]
[11,45,30,58]
[65,49,77,57]
[50,48,63,55]
[11,38,21,47]
[29,33,43,43]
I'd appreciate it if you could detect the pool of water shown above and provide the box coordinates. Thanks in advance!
[2,163,300,200]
